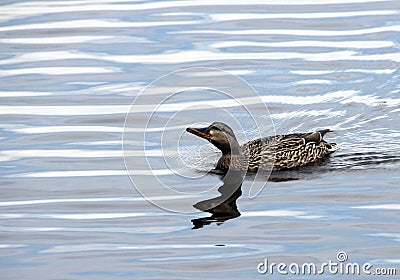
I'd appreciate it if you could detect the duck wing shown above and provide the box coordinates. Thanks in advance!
[273,129,336,169]
[240,129,337,171]
[276,129,333,147]
[240,137,276,172]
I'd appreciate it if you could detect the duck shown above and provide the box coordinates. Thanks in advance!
[186,122,338,172]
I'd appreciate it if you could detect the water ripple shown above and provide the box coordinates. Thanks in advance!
[172,25,400,36]
[209,10,398,21]
[1,0,399,277]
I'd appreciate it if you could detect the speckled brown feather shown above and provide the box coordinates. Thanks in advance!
[217,131,338,172]
[240,131,338,171]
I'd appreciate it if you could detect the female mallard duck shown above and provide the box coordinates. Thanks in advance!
[186,122,338,172]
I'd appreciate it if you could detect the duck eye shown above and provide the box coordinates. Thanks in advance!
[210,126,221,131]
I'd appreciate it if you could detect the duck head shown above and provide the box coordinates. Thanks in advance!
[186,122,241,155]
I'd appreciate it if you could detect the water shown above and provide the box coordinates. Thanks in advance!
[1,0,400,279]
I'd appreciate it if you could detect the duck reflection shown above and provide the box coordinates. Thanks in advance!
[191,172,244,229]
[191,170,303,229]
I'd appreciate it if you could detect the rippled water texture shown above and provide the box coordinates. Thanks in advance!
[1,0,399,279]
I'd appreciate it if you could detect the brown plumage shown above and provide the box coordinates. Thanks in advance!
[186,122,338,172]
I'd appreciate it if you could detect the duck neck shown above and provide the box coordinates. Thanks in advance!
[221,144,241,156]
[218,135,241,156]
[216,142,243,171]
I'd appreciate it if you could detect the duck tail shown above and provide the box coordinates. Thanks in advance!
[304,129,333,143]
[327,142,339,153]
[318,129,333,138]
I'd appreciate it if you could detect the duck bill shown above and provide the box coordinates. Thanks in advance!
[186,127,211,140]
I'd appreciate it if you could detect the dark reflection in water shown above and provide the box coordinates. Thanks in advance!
[192,172,244,230]
[191,168,303,229]
[191,168,307,229]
